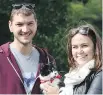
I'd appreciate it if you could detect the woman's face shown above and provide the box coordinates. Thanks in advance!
[71,33,94,66]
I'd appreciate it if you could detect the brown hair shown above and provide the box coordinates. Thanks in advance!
[10,6,37,21]
[67,24,102,71]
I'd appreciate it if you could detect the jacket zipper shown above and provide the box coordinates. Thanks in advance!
[7,57,41,95]
[7,57,30,94]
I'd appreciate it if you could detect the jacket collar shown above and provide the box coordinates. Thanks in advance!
[0,42,49,69]
[0,42,11,57]
[0,42,47,57]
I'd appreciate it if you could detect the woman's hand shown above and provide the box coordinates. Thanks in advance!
[43,83,59,95]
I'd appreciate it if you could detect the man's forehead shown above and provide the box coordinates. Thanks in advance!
[12,14,35,22]
[13,13,34,18]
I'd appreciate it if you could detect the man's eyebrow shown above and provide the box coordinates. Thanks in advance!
[15,21,34,23]
[28,21,34,23]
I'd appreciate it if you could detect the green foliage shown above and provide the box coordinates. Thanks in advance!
[33,0,69,71]
[0,0,102,72]
[33,0,102,72]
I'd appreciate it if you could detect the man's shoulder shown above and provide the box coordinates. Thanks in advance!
[33,44,55,63]
[0,42,10,48]
[0,42,10,54]
[33,45,48,56]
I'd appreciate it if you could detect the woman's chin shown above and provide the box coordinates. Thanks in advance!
[77,60,89,67]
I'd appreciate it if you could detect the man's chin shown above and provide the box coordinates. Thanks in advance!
[21,41,31,46]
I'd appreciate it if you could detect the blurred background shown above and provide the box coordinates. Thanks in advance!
[0,0,102,73]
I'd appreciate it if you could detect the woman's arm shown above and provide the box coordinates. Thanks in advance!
[87,70,102,94]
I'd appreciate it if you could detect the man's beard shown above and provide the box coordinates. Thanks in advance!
[15,36,32,46]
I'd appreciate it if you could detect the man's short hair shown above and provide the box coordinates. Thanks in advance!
[10,3,37,21]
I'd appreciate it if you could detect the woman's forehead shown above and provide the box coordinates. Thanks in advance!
[71,33,93,45]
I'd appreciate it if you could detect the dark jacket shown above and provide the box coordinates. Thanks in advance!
[74,70,102,94]
[0,42,55,94]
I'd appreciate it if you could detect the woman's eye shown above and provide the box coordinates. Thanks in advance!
[72,46,77,49]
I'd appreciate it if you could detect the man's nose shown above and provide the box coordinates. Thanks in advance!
[22,25,29,32]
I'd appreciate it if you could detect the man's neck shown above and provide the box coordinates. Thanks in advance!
[10,41,33,55]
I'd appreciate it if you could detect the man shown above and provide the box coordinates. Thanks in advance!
[0,3,55,94]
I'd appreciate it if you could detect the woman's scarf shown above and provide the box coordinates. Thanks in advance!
[59,59,95,95]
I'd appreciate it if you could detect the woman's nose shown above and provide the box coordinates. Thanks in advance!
[77,47,84,53]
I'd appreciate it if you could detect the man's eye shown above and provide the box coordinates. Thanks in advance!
[82,45,88,48]
[28,23,33,26]
[16,23,23,26]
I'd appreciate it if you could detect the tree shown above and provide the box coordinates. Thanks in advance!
[0,0,102,72]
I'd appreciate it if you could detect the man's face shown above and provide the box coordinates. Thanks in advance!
[9,13,37,45]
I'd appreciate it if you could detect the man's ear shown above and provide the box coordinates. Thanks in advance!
[8,20,13,33]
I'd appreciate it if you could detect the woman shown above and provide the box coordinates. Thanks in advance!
[43,24,102,94]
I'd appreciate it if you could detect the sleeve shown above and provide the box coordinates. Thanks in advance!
[87,70,102,94]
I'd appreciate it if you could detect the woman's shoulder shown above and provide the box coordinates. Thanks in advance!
[87,69,102,81]
[86,69,102,94]
[94,69,102,76]
[94,69,102,78]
